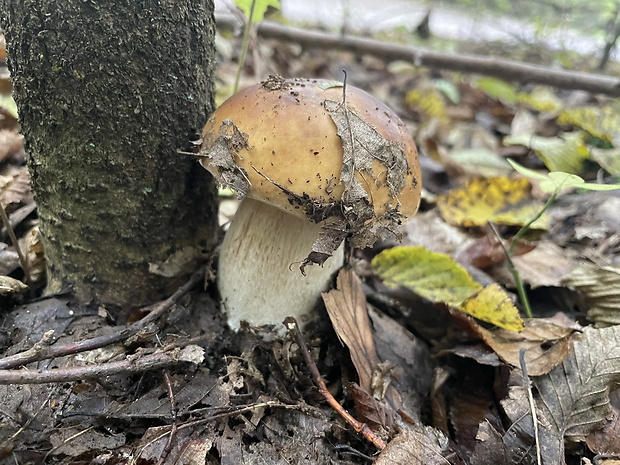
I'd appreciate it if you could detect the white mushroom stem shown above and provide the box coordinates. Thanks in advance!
[219,197,345,330]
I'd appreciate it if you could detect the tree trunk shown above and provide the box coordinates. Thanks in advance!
[0,0,218,316]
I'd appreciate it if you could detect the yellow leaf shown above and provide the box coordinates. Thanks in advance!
[459,284,524,332]
[516,87,562,113]
[558,106,620,143]
[372,246,524,331]
[436,177,548,229]
[405,87,448,124]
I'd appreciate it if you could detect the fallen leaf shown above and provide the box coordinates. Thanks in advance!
[504,132,589,173]
[590,147,620,176]
[322,269,379,394]
[0,165,32,207]
[460,284,524,332]
[586,389,620,455]
[562,263,620,326]
[475,318,574,376]
[509,240,579,289]
[0,275,27,295]
[374,426,450,465]
[535,325,620,451]
[475,77,518,105]
[436,176,548,229]
[558,105,620,143]
[372,246,524,331]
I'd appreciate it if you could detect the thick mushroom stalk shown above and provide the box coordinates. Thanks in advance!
[200,76,421,330]
[219,198,344,330]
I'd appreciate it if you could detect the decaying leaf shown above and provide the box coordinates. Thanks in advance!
[322,269,400,427]
[535,325,620,450]
[0,275,27,295]
[20,226,45,284]
[0,165,32,208]
[374,426,450,465]
[322,97,408,253]
[322,269,379,393]
[436,176,548,229]
[586,389,620,456]
[474,318,575,376]
[562,263,620,327]
[372,246,524,331]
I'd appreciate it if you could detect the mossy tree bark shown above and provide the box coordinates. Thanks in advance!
[0,1,218,316]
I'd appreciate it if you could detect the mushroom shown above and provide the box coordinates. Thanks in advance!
[200,76,421,330]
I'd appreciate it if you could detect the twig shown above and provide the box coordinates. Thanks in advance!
[520,349,541,465]
[156,370,178,465]
[0,346,197,385]
[0,267,205,370]
[284,316,386,450]
[0,201,31,284]
[216,14,620,97]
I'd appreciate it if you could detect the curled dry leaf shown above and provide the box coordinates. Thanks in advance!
[474,318,574,376]
[0,165,32,208]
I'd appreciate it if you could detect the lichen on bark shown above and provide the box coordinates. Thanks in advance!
[0,0,218,316]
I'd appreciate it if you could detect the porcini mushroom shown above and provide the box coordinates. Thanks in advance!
[200,76,421,330]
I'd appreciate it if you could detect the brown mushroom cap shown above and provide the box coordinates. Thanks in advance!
[200,76,421,263]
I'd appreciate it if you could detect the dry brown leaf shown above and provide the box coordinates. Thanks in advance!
[20,226,45,283]
[322,268,379,392]
[0,165,32,207]
[374,426,450,465]
[0,275,27,295]
[586,389,620,455]
[535,325,620,455]
[510,241,579,289]
[475,318,575,376]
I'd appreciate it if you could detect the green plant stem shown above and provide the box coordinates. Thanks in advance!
[489,222,533,318]
[509,190,557,255]
[234,0,257,93]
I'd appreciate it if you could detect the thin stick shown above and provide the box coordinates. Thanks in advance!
[0,267,204,370]
[233,0,256,93]
[0,201,30,284]
[520,349,541,465]
[284,316,386,450]
[0,347,197,384]
[156,370,178,465]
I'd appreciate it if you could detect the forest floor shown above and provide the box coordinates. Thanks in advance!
[1,13,620,465]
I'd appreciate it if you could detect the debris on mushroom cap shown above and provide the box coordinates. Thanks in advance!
[199,75,422,268]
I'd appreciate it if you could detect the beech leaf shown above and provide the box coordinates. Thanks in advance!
[372,246,524,331]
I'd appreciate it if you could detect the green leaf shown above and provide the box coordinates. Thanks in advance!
[475,77,517,105]
[504,132,589,173]
[508,159,620,194]
[235,0,280,22]
[372,246,480,306]
[433,78,460,105]
[372,246,524,331]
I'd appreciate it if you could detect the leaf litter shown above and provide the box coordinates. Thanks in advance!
[2,16,620,465]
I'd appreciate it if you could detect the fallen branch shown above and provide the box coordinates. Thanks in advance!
[0,267,205,370]
[0,346,203,384]
[217,14,620,97]
[284,316,386,450]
